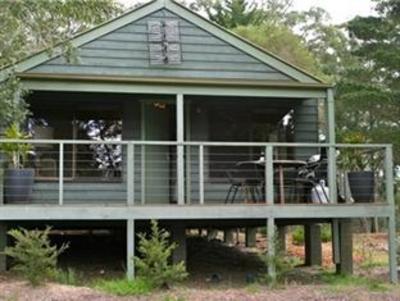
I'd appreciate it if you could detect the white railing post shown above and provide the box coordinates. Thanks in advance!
[265,145,274,205]
[199,144,204,205]
[176,94,185,205]
[127,143,135,206]
[58,142,64,206]
[385,145,395,207]
[141,145,145,205]
[328,146,337,203]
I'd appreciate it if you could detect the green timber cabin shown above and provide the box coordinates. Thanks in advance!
[0,0,397,282]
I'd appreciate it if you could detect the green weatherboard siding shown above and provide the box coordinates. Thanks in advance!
[28,9,292,81]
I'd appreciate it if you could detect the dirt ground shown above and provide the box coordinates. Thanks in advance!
[0,232,399,301]
[1,277,399,301]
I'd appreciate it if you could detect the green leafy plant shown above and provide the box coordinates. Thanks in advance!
[135,220,188,288]
[291,226,304,246]
[3,227,68,286]
[261,229,301,285]
[0,123,32,169]
[321,224,332,242]
[291,224,331,246]
[95,277,153,296]
[0,75,29,130]
[338,132,382,172]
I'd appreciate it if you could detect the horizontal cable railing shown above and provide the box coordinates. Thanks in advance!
[0,140,394,207]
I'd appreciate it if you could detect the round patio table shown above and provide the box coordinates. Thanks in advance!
[237,159,307,204]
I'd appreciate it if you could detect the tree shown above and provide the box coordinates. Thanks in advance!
[336,0,400,164]
[285,7,356,80]
[0,75,29,129]
[4,227,68,286]
[135,220,188,288]
[0,0,122,130]
[190,0,265,29]
[233,24,323,78]
[0,0,123,68]
[347,0,400,90]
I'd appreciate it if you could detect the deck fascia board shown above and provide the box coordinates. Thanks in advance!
[0,204,392,220]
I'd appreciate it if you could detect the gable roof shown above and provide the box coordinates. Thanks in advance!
[1,0,325,84]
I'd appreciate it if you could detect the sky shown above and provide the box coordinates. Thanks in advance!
[118,0,376,24]
[290,0,374,24]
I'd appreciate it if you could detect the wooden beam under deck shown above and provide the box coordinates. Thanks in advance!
[0,204,392,221]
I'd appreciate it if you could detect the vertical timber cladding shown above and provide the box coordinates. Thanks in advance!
[148,19,182,65]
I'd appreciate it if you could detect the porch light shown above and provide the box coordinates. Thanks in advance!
[153,102,167,109]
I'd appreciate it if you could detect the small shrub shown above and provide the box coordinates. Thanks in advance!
[95,277,153,296]
[292,224,331,246]
[3,227,68,286]
[320,224,332,242]
[135,220,188,288]
[261,230,301,285]
[291,226,304,246]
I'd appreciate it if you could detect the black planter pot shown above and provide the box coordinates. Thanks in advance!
[4,168,34,203]
[347,171,375,203]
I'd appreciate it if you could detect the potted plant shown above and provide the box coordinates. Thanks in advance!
[339,132,375,203]
[1,123,34,203]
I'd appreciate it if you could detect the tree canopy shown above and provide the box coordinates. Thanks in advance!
[0,0,122,129]
[0,0,122,68]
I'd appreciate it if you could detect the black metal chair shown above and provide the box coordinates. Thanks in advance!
[295,149,329,203]
[225,162,263,204]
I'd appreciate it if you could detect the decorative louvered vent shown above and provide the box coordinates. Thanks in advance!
[148,20,181,65]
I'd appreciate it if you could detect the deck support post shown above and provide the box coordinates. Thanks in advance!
[304,224,322,266]
[127,219,135,280]
[0,222,6,272]
[385,145,398,283]
[388,214,398,283]
[267,218,276,280]
[176,94,185,205]
[245,227,257,247]
[335,219,353,275]
[224,229,235,245]
[172,223,187,265]
[207,229,218,240]
[326,88,341,272]
[277,226,286,251]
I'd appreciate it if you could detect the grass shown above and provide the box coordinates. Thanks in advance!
[320,273,391,293]
[55,268,79,286]
[94,277,154,296]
